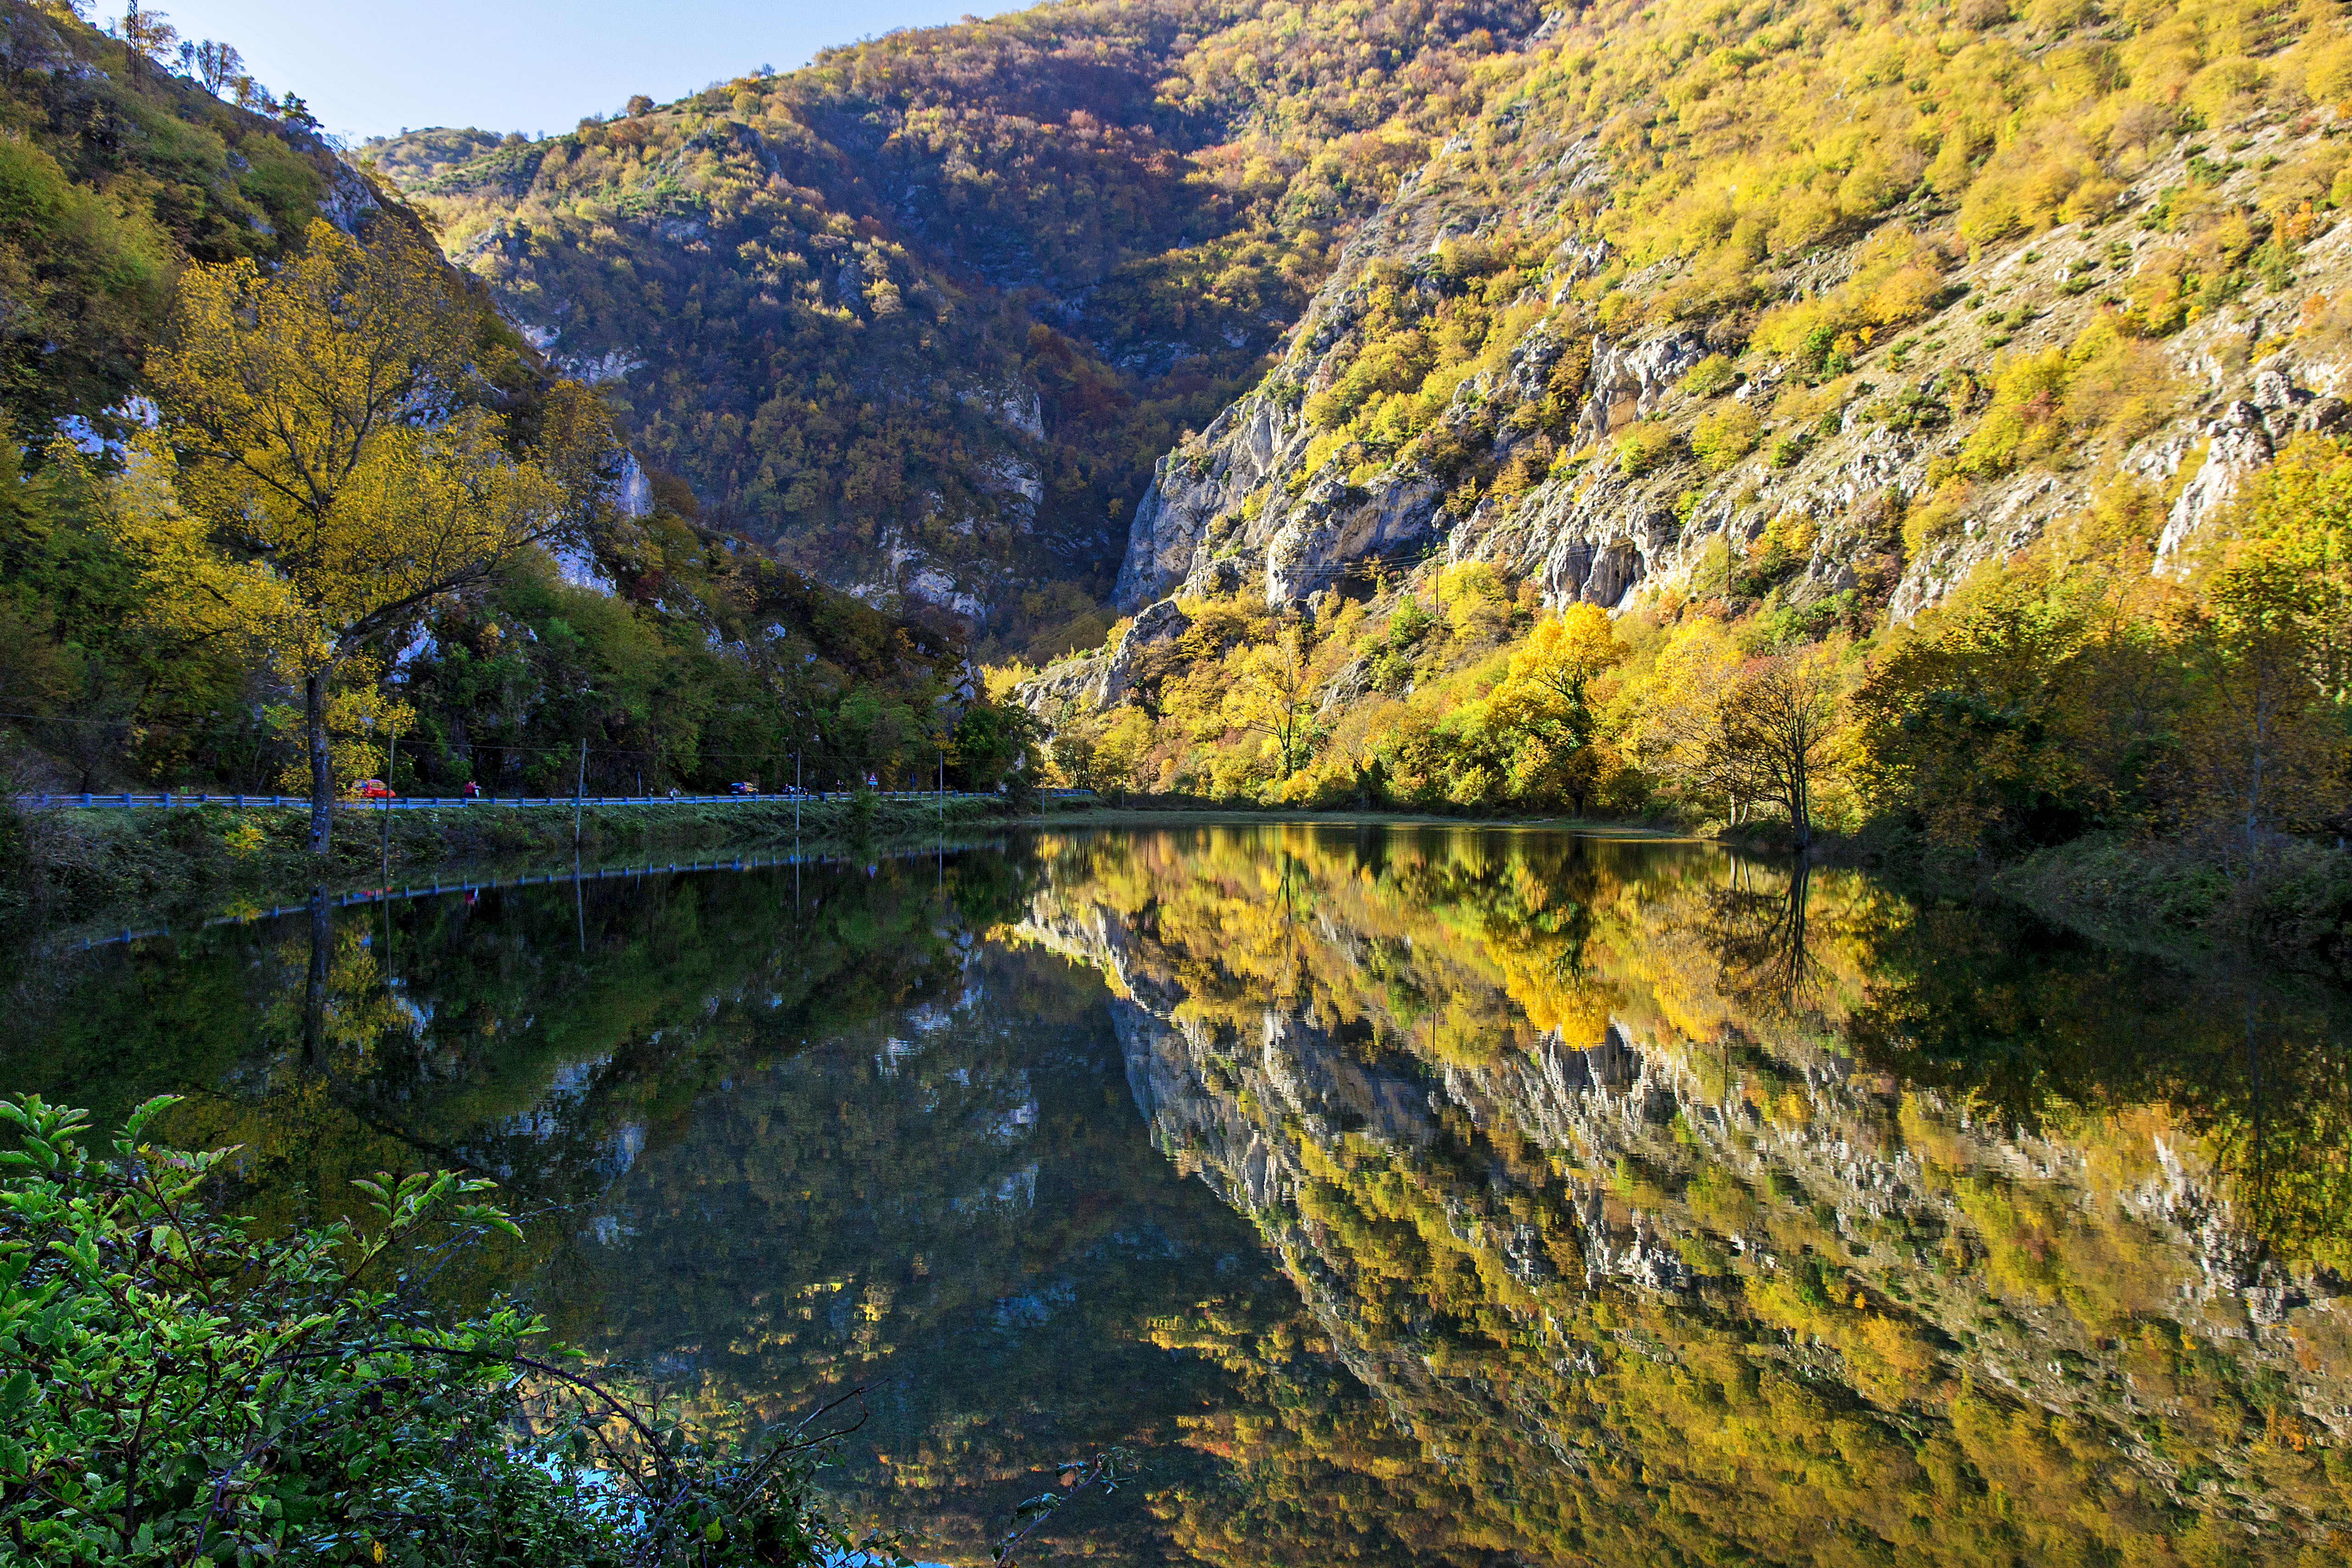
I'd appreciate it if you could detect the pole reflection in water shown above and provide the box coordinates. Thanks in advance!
[4,823,2349,1564]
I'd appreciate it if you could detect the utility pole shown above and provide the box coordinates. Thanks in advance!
[573,737,587,846]
[795,749,802,834]
[381,722,399,873]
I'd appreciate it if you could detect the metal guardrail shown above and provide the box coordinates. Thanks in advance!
[15,788,1097,812]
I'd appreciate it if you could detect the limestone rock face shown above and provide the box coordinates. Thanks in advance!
[1067,68,2352,725]
[1013,597,1190,717]
[1574,330,1708,446]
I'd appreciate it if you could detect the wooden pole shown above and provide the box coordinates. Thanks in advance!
[573,737,587,845]
[381,724,398,871]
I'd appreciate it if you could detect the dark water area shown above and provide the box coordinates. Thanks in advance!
[6,825,2351,1564]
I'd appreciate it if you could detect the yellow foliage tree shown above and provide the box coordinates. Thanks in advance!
[1630,616,1760,822]
[1479,604,1629,812]
[1223,625,1320,781]
[1721,643,1849,849]
[125,219,612,853]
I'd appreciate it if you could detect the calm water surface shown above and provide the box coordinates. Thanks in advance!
[8,825,2352,1564]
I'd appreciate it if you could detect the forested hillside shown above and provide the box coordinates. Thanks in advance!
[1010,0,2352,926]
[364,0,1546,658]
[0,0,1004,815]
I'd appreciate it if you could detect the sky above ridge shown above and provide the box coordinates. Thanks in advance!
[105,1,1030,144]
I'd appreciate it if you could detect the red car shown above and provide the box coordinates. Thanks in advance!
[352,779,396,801]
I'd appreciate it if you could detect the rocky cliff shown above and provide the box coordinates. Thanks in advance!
[1103,0,2352,655]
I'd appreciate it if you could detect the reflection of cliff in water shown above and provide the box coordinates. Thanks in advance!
[1021,825,2352,1565]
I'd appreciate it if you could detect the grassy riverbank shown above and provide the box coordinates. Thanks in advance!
[0,793,1028,932]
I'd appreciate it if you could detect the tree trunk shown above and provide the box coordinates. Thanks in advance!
[306,669,334,857]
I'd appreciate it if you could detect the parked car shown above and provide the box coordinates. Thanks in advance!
[729,781,758,796]
[352,779,395,801]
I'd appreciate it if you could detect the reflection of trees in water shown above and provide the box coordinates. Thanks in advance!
[1843,900,2352,1274]
[3,853,1041,1248]
[0,847,1274,1563]
[1024,826,2352,1566]
[1698,852,1823,1021]
[12,827,2352,1564]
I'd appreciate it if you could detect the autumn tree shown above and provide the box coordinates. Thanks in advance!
[127,219,615,854]
[1224,625,1320,779]
[1850,571,2129,855]
[1092,706,1155,799]
[1630,616,1764,823]
[1490,605,1626,741]
[2176,544,2350,872]
[1721,644,1847,849]
[1484,603,1627,813]
[191,39,244,98]
[2151,433,2352,870]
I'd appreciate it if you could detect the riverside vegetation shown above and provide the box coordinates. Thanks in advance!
[0,1094,921,1566]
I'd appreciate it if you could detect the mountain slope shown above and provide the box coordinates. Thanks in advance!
[1020,0,2352,815]
[1109,0,2352,626]
[0,0,388,442]
[0,0,980,807]
[364,0,1546,653]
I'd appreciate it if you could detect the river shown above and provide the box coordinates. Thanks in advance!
[6,823,2348,1563]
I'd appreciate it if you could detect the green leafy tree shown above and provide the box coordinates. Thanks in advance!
[0,1093,912,1566]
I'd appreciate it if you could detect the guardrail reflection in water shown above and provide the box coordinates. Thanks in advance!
[47,834,1030,955]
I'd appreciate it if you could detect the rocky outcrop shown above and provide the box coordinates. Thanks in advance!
[1573,330,1708,446]
[2156,373,2352,563]
[1085,59,2352,678]
[1014,596,1191,717]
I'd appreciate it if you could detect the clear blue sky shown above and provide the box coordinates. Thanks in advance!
[110,1,1029,144]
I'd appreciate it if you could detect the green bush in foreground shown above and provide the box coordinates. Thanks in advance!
[0,1095,905,1567]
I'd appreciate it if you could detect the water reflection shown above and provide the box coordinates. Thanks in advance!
[4,826,2348,1562]
[1021,825,2352,1563]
